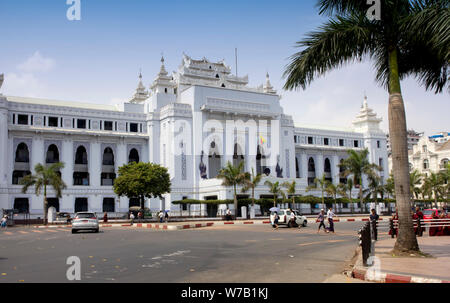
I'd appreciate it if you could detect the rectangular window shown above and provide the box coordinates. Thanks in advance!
[104,121,113,131]
[294,136,297,143]
[48,117,58,127]
[324,138,329,146]
[30,115,33,125]
[60,117,63,127]
[354,140,359,148]
[308,137,313,144]
[130,123,138,133]
[379,158,383,167]
[115,122,118,131]
[339,139,344,147]
[17,114,28,125]
[77,119,86,129]
[377,140,380,148]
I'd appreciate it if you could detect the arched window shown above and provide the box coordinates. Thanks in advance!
[14,198,29,214]
[324,158,331,172]
[423,159,429,170]
[129,148,139,163]
[208,141,221,179]
[308,157,315,172]
[441,158,449,168]
[256,145,266,175]
[46,144,60,163]
[103,147,115,166]
[75,146,88,165]
[129,197,140,208]
[47,198,60,212]
[15,143,29,163]
[308,157,316,186]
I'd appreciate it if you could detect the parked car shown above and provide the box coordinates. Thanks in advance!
[270,209,307,227]
[72,212,99,234]
[55,212,72,224]
[423,209,442,220]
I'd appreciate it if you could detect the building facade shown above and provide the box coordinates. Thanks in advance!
[407,135,450,177]
[0,55,389,217]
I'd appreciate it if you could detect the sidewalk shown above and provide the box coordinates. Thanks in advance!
[352,236,450,283]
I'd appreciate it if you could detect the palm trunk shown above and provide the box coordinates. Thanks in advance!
[43,184,48,225]
[233,185,238,220]
[359,184,363,214]
[388,48,419,253]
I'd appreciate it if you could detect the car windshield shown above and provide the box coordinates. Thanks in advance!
[76,213,96,219]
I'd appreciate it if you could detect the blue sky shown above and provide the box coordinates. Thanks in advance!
[0,0,448,135]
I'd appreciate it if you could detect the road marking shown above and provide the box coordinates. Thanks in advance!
[4,232,12,235]
[32,230,43,233]
[46,230,59,233]
[18,231,28,234]
[298,239,348,246]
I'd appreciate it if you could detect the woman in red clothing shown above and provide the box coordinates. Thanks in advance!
[389,209,399,237]
[429,211,439,236]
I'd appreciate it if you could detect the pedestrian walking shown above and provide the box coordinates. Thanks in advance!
[1,216,7,229]
[159,211,164,223]
[130,212,135,225]
[103,212,108,223]
[164,211,169,223]
[317,209,327,233]
[272,212,279,230]
[225,208,232,221]
[327,207,336,233]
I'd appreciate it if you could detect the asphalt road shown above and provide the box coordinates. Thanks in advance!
[0,222,366,283]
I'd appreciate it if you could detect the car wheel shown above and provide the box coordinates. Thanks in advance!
[302,220,307,227]
[72,229,77,234]
[94,229,99,233]
[287,221,292,228]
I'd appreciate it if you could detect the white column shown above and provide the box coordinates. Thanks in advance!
[301,152,307,179]
[90,142,101,187]
[332,154,340,185]
[316,153,324,179]
[61,139,73,187]
[116,139,127,173]
[0,106,9,209]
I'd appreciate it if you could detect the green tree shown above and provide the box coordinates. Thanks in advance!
[306,175,329,210]
[423,172,444,207]
[283,0,449,253]
[20,162,66,225]
[338,149,381,213]
[242,168,262,217]
[114,162,171,217]
[384,174,395,200]
[325,182,338,213]
[217,161,248,219]
[264,180,285,207]
[409,169,423,200]
[282,180,297,209]
[364,171,385,209]
[338,179,355,213]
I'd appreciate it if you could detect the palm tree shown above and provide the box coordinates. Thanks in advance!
[423,172,444,208]
[242,168,262,218]
[20,162,66,225]
[264,180,285,207]
[410,170,423,200]
[338,149,381,213]
[306,175,328,210]
[385,174,395,200]
[217,161,248,220]
[283,0,448,253]
[282,180,297,209]
[364,171,385,210]
[325,182,338,213]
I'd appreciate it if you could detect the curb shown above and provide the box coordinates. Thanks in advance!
[351,266,450,283]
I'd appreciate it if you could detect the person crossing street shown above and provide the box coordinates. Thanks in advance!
[327,207,336,234]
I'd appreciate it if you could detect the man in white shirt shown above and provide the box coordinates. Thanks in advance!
[327,207,336,233]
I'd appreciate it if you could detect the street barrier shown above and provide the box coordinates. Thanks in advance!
[358,222,372,266]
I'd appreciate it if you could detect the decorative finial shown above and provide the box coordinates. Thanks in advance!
[139,68,142,79]
[0,74,3,91]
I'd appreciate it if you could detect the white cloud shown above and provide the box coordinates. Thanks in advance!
[2,72,47,97]
[17,51,55,73]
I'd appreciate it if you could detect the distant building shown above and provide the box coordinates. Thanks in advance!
[428,132,450,144]
[386,129,423,156]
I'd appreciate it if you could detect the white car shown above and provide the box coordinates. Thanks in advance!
[270,209,308,227]
[72,212,99,234]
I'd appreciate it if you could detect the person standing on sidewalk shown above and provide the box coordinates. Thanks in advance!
[317,209,327,233]
[327,207,336,233]
[164,211,169,223]
[370,209,379,240]
[159,211,164,223]
[130,212,135,226]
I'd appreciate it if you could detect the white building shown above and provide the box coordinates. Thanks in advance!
[0,54,389,218]
[407,135,450,177]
